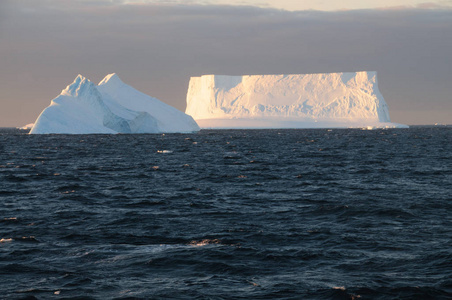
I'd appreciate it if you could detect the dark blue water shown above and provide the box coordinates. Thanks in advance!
[1,127,451,299]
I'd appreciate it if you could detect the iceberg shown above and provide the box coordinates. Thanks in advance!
[185,72,408,129]
[19,123,34,130]
[30,74,200,134]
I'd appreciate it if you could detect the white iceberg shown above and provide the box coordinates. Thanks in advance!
[185,72,408,129]
[19,123,34,130]
[30,74,200,134]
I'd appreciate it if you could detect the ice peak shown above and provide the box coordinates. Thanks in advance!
[62,74,95,97]
[30,73,200,134]
[75,74,85,81]
[98,73,124,87]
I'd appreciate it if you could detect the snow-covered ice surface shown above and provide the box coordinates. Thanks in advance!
[30,74,200,134]
[185,72,408,129]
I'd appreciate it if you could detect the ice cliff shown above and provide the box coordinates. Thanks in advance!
[185,72,407,128]
[30,74,200,134]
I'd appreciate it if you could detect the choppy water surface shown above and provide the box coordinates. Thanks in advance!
[1,127,451,299]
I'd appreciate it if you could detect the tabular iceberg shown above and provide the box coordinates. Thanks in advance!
[30,74,200,134]
[185,72,408,129]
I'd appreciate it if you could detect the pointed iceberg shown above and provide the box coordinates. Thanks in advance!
[30,74,200,134]
[185,72,408,129]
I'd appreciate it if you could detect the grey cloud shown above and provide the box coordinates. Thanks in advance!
[0,1,451,126]
[416,1,452,8]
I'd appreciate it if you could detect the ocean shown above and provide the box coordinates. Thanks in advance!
[1,127,451,299]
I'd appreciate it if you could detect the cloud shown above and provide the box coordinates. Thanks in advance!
[376,2,452,10]
[0,0,451,125]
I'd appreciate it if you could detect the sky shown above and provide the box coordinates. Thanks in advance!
[1,0,451,126]
[78,0,452,11]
